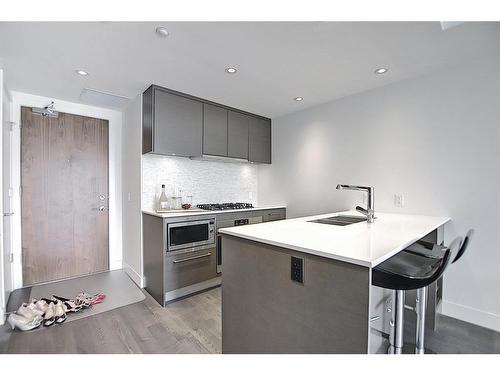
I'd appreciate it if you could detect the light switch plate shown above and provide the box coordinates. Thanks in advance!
[394,194,404,208]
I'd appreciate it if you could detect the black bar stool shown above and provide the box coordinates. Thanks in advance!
[405,229,474,264]
[400,230,474,353]
[372,238,461,354]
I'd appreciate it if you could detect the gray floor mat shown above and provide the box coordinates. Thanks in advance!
[27,270,145,322]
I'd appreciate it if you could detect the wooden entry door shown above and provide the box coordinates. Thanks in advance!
[21,106,109,285]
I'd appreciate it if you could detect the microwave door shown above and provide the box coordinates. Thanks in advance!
[168,220,215,251]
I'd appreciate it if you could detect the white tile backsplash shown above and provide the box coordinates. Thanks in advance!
[142,154,258,211]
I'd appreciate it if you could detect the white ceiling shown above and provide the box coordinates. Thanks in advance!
[1,22,499,118]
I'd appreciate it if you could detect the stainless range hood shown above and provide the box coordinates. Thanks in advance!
[189,154,251,164]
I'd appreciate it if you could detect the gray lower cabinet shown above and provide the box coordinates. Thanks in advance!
[203,104,228,157]
[143,86,203,156]
[249,117,271,163]
[143,213,165,305]
[142,213,219,306]
[262,208,285,222]
[165,248,217,292]
[227,111,249,159]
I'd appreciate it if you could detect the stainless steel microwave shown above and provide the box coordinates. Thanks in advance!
[166,217,215,252]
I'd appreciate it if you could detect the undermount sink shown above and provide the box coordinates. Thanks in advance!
[308,215,367,226]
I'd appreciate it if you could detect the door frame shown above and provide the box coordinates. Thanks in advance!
[11,91,123,288]
[0,69,6,324]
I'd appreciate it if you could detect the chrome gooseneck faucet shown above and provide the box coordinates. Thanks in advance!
[336,184,375,223]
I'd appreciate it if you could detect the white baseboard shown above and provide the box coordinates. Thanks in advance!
[122,261,144,288]
[442,300,500,332]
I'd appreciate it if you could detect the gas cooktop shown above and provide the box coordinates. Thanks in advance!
[196,203,254,211]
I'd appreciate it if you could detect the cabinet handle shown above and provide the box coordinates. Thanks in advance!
[370,316,381,322]
[173,252,212,264]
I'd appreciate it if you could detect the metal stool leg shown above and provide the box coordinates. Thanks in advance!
[415,286,427,354]
[388,289,405,354]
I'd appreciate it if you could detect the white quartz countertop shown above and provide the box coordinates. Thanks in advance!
[142,206,286,218]
[218,211,450,268]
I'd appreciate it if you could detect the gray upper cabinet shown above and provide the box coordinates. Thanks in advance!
[203,104,228,157]
[143,86,203,157]
[143,85,271,163]
[249,117,271,164]
[153,89,203,157]
[227,111,249,159]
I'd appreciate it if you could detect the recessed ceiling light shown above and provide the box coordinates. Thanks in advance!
[225,67,237,74]
[75,70,89,76]
[294,97,304,102]
[155,27,170,37]
[374,67,388,75]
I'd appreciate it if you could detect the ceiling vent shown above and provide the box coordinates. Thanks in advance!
[440,22,463,31]
[79,88,130,109]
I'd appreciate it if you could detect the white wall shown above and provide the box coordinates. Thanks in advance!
[142,155,258,212]
[10,91,123,288]
[122,94,143,287]
[259,57,500,332]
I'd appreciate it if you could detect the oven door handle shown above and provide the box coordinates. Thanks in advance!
[173,252,212,264]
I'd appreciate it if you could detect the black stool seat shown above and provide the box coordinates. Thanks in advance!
[404,229,474,265]
[373,249,451,290]
[404,241,447,260]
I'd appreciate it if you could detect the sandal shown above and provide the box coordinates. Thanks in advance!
[52,295,83,313]
[75,293,93,308]
[54,300,67,324]
[43,302,56,327]
[76,292,106,307]
[91,293,106,305]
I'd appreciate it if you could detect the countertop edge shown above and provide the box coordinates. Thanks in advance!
[218,214,451,268]
[219,230,372,267]
[142,206,287,218]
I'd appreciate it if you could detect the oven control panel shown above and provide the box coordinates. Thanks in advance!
[234,219,249,226]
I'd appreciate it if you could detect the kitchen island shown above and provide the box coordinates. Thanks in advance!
[218,211,450,353]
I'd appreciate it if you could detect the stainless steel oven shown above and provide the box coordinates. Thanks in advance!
[166,217,216,252]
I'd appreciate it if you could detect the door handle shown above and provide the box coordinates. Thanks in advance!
[3,212,14,217]
[173,252,212,264]
[92,206,108,211]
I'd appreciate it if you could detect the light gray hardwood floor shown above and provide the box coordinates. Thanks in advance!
[0,287,221,354]
[1,285,499,354]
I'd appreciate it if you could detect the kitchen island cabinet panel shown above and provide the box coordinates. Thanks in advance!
[222,236,370,354]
